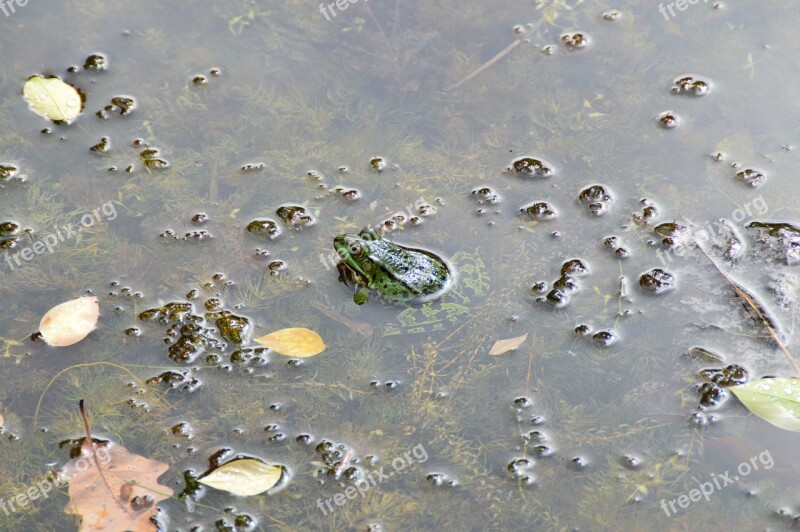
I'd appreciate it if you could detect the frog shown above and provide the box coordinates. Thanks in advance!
[333,227,489,336]
[333,226,452,304]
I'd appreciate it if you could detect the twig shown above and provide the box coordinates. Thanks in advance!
[445,19,544,91]
[79,400,126,510]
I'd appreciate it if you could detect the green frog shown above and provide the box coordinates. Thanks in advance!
[334,227,453,304]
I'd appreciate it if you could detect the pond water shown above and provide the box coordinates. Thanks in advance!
[1,0,800,530]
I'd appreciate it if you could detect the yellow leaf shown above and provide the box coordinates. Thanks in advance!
[23,75,83,123]
[39,296,99,347]
[255,327,326,357]
[199,458,283,496]
[488,333,529,356]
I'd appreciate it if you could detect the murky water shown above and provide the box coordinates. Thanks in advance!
[2,0,800,530]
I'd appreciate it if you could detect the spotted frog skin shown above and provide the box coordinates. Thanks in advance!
[333,227,452,303]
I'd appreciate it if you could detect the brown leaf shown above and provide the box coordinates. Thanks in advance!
[488,333,529,356]
[255,327,326,357]
[63,439,173,531]
[39,296,99,347]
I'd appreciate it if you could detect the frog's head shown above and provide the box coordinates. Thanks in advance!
[333,227,383,283]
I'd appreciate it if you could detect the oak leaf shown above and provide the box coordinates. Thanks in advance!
[63,439,173,531]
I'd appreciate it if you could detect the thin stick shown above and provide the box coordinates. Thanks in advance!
[79,400,126,510]
[445,19,544,91]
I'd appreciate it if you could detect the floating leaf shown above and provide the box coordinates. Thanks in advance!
[23,75,84,123]
[198,458,283,496]
[63,439,173,531]
[730,378,800,432]
[255,327,326,357]
[489,333,529,356]
[39,296,99,347]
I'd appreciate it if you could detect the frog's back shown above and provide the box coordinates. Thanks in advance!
[370,243,451,299]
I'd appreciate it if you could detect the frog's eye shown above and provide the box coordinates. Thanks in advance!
[348,242,365,258]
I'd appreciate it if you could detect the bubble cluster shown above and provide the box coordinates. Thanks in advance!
[0,221,20,250]
[160,228,213,241]
[657,110,680,129]
[603,236,630,258]
[246,219,282,240]
[671,75,711,96]
[471,186,501,204]
[507,156,554,178]
[138,297,251,364]
[699,364,749,387]
[90,136,111,153]
[520,201,557,220]
[341,188,361,201]
[426,472,456,488]
[138,147,169,169]
[146,369,200,393]
[241,162,266,172]
[0,164,20,181]
[736,167,767,188]
[561,32,590,50]
[532,258,589,308]
[574,323,619,346]
[370,156,387,172]
[96,96,136,119]
[276,205,316,229]
[639,268,675,294]
[507,457,536,484]
[591,329,618,347]
[83,53,107,71]
[578,185,613,216]
[632,199,659,224]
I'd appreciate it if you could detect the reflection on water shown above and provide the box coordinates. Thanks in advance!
[1,0,800,529]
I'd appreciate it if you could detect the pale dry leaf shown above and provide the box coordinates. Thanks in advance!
[198,458,283,496]
[23,75,83,123]
[39,296,99,347]
[489,333,529,356]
